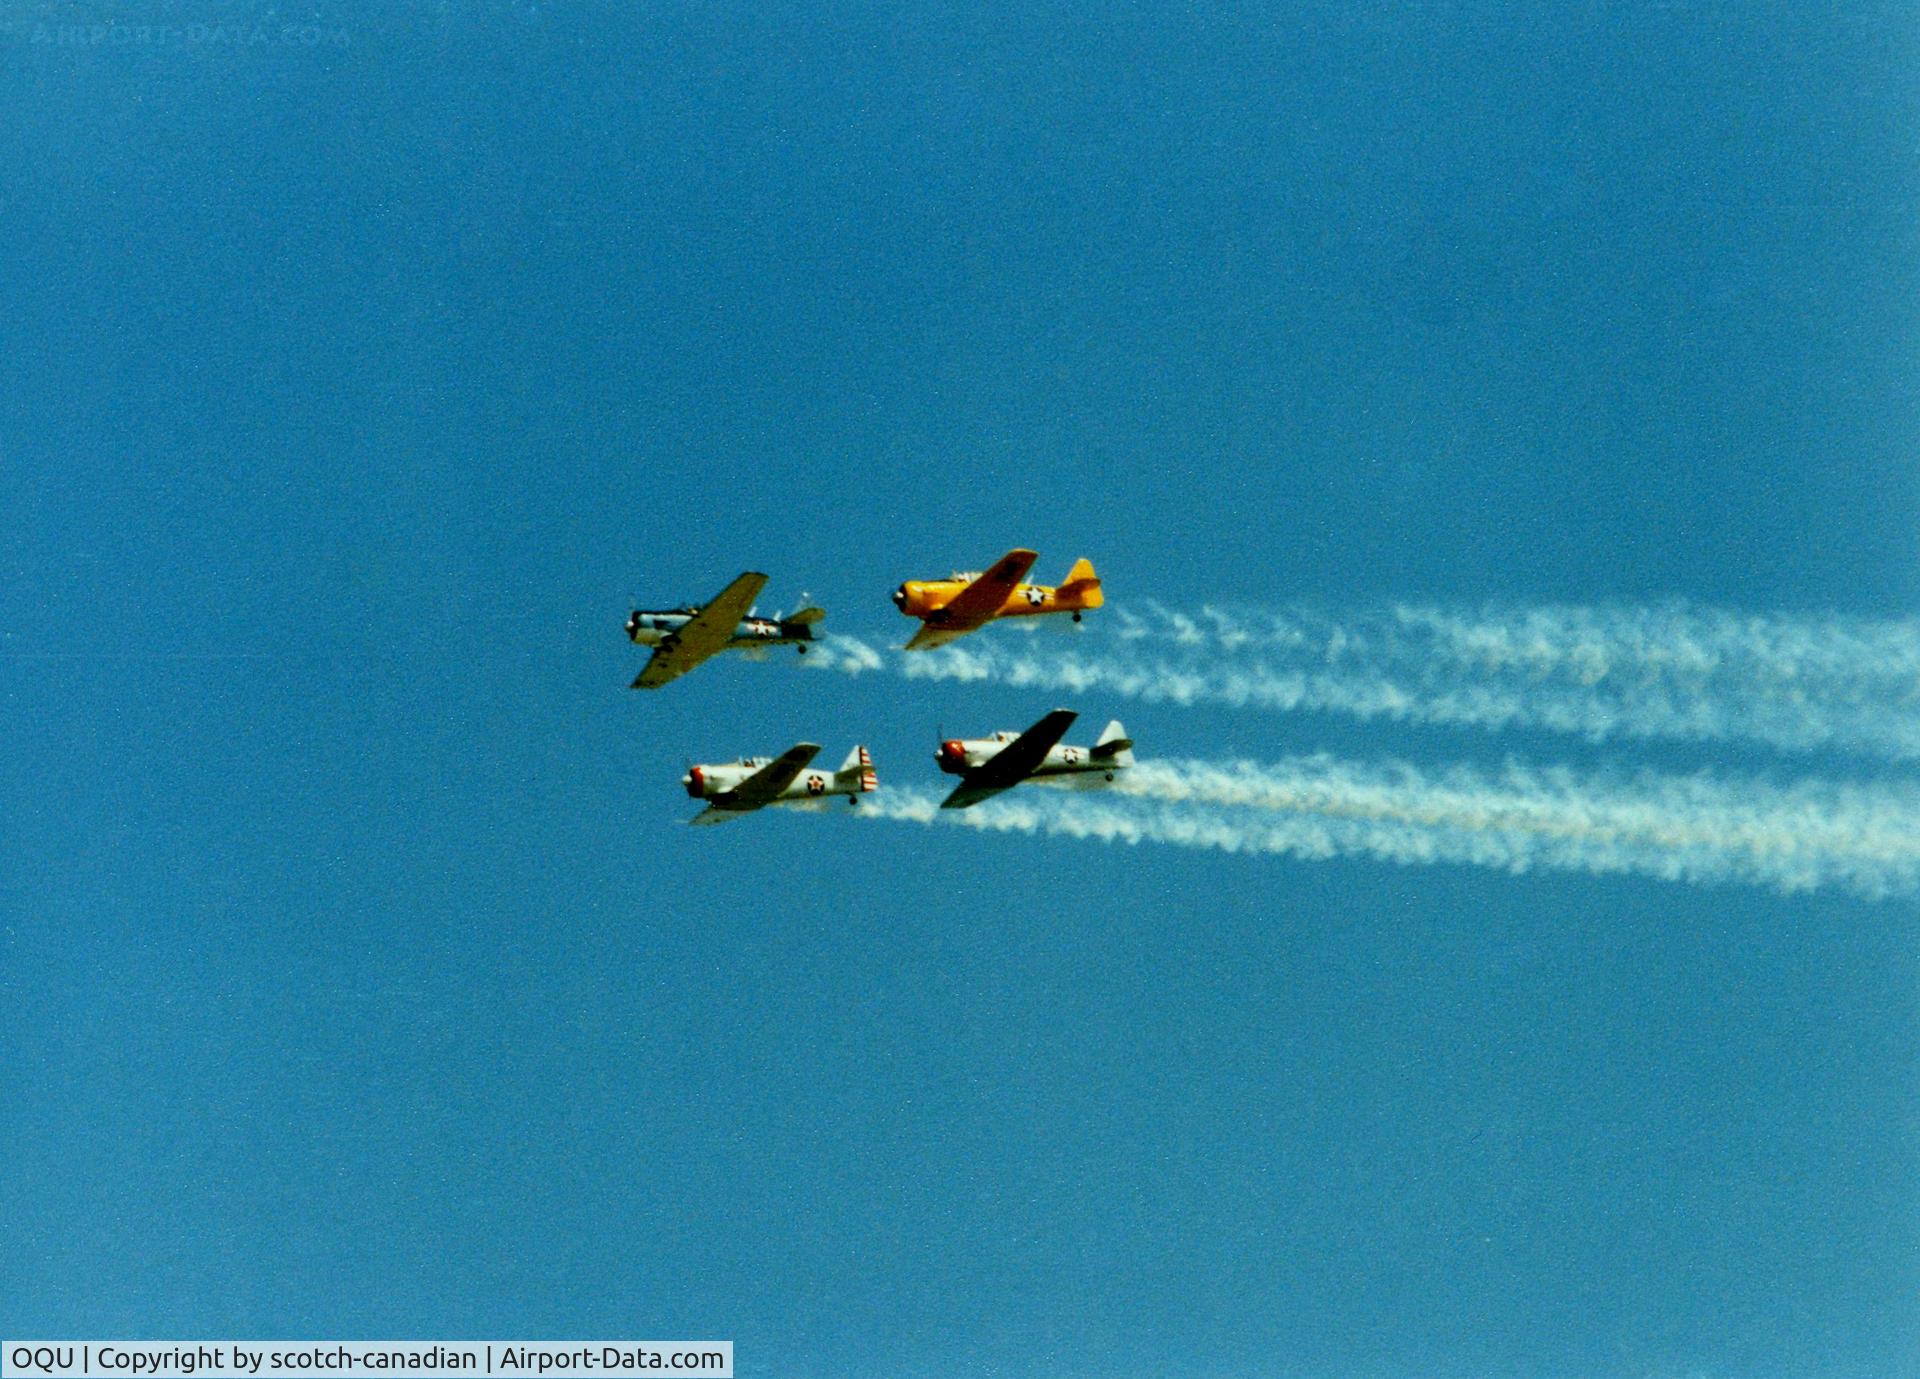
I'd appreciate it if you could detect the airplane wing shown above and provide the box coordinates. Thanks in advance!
[904,623,974,652]
[939,709,1078,809]
[923,549,1038,630]
[631,571,770,689]
[715,743,822,808]
[939,780,1011,810]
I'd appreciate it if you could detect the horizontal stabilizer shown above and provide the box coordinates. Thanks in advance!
[1056,556,1103,607]
[785,606,826,626]
[1092,718,1133,765]
[835,744,878,791]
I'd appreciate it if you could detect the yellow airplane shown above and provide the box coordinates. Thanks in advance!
[892,549,1103,650]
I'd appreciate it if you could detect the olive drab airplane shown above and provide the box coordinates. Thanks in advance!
[935,708,1134,810]
[681,743,878,825]
[892,549,1103,650]
[626,571,825,689]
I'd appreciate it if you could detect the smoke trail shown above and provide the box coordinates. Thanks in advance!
[807,633,887,676]
[857,755,1920,900]
[876,601,1920,761]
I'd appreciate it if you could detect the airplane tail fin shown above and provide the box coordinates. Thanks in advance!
[836,744,878,792]
[1091,719,1134,767]
[780,604,825,640]
[1058,557,1103,609]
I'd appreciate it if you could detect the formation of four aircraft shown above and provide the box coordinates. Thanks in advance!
[626,550,1132,824]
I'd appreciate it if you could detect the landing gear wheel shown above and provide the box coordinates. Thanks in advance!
[1105,771,1115,781]
[797,645,807,655]
[1072,612,1083,623]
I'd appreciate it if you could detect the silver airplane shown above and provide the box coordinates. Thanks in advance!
[626,571,824,689]
[935,708,1134,809]
[682,743,878,825]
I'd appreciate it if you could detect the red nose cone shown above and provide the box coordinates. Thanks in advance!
[939,740,966,767]
[685,765,706,798]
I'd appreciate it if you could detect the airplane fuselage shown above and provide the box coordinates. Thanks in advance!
[936,732,1126,784]
[892,576,1093,625]
[683,750,877,810]
[626,609,817,650]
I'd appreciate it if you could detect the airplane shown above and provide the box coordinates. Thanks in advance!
[626,571,825,689]
[682,743,878,825]
[891,549,1102,650]
[934,708,1134,809]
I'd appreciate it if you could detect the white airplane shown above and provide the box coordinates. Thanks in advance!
[627,571,824,689]
[682,744,878,825]
[935,708,1134,809]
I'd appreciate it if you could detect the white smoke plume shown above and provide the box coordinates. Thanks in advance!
[872,601,1920,761]
[856,753,1920,900]
[806,633,886,676]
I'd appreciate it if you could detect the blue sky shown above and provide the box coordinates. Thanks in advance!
[4,3,1917,1376]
